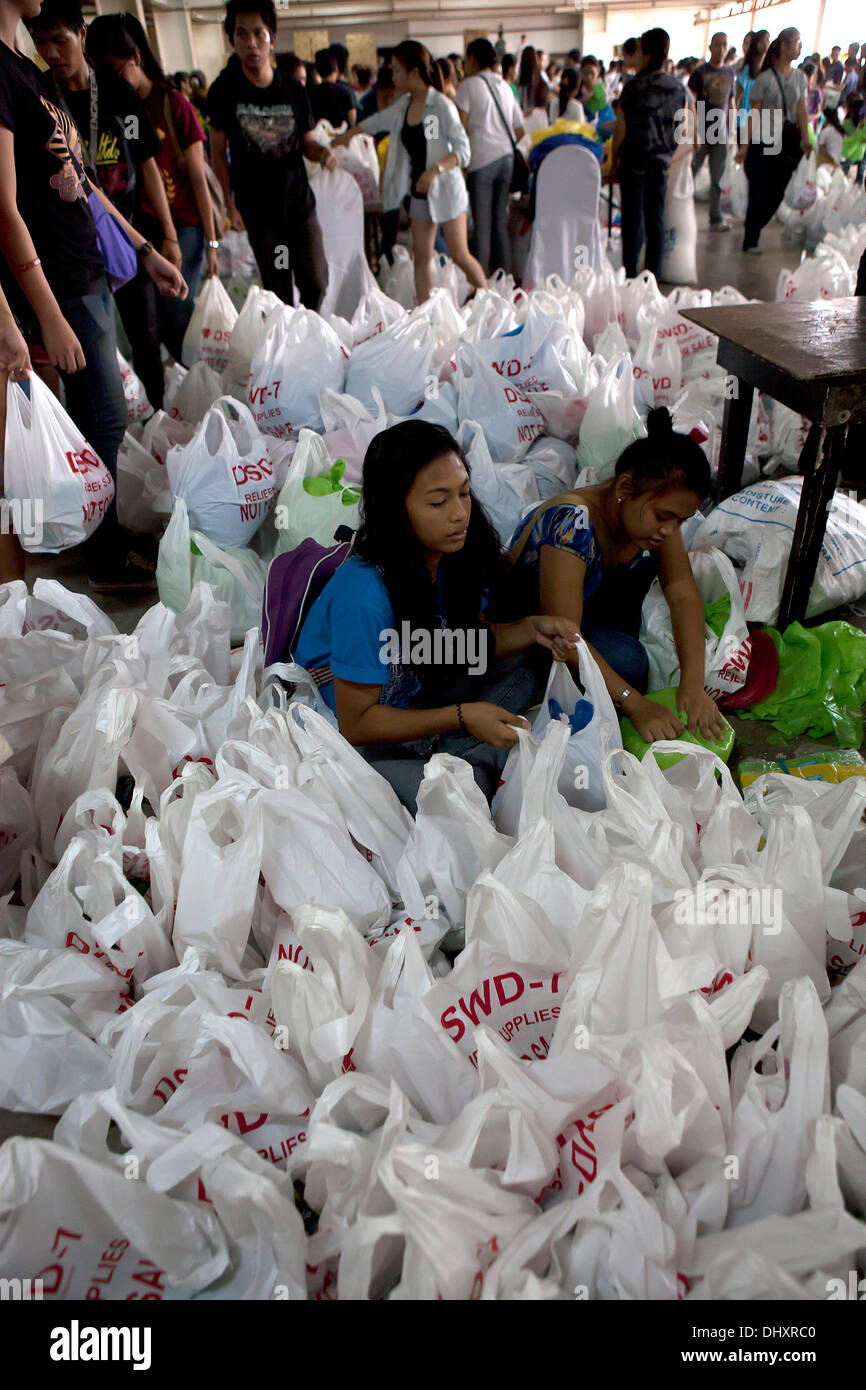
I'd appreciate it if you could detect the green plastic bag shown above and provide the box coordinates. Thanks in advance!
[620,686,735,769]
[740,620,866,748]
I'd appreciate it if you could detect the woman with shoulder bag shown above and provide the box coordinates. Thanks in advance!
[86,14,220,360]
[455,38,526,276]
[738,27,810,253]
[334,40,487,305]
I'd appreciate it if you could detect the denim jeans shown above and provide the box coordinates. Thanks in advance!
[619,160,668,280]
[467,153,514,274]
[358,652,542,816]
[160,222,205,363]
[692,139,727,224]
[56,283,127,551]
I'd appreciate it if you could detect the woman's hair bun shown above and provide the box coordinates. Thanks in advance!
[646,406,674,439]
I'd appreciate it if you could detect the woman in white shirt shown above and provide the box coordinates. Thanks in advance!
[519,79,554,156]
[547,67,586,124]
[816,104,844,166]
[456,38,525,274]
[336,40,487,303]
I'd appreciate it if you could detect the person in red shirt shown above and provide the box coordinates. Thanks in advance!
[86,13,219,363]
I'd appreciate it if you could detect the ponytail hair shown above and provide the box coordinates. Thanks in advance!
[615,406,712,502]
[765,27,799,71]
[392,39,441,91]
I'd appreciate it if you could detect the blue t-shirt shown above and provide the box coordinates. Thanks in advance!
[294,554,488,715]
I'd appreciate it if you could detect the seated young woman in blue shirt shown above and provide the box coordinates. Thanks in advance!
[505,407,728,746]
[295,420,579,814]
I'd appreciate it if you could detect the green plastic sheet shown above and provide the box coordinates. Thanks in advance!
[740,620,866,748]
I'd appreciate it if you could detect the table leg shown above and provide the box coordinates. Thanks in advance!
[715,379,753,504]
[776,423,845,630]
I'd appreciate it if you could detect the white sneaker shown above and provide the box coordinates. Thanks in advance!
[710,220,732,232]
[743,245,763,255]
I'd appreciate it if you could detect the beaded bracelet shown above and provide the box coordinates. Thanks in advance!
[456,702,467,732]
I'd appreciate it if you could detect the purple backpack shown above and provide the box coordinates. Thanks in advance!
[262,529,354,669]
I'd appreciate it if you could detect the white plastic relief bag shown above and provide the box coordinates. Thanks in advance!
[345,314,435,417]
[116,348,152,424]
[575,351,645,479]
[516,646,621,814]
[181,275,238,373]
[273,429,360,554]
[167,396,276,549]
[4,375,115,552]
[455,342,545,463]
[691,477,866,622]
[784,151,818,212]
[223,284,282,400]
[640,546,751,699]
[170,359,223,426]
[248,306,348,437]
[157,498,267,645]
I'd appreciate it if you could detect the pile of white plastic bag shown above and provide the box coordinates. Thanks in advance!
[4,226,866,1300]
[2,572,866,1299]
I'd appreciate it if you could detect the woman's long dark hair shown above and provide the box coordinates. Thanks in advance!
[392,40,442,92]
[558,67,580,116]
[746,29,769,78]
[86,13,166,84]
[518,46,540,93]
[353,421,506,695]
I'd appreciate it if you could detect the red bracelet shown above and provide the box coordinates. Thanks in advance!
[14,257,41,274]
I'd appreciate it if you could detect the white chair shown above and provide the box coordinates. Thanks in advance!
[523,144,603,287]
[309,165,376,320]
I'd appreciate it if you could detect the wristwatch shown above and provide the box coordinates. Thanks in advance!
[615,687,632,707]
[137,239,155,261]
[206,239,220,250]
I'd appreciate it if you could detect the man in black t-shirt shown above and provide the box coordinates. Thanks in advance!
[208,0,336,308]
[310,48,357,129]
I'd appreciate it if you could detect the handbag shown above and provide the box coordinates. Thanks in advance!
[772,69,805,166]
[163,93,228,235]
[51,71,138,291]
[482,75,530,195]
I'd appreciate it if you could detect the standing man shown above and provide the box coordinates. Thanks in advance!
[494,26,506,64]
[609,27,684,280]
[310,48,356,127]
[689,31,737,231]
[208,0,336,308]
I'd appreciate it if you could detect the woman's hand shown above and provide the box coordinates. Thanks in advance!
[161,236,183,269]
[40,312,86,373]
[330,130,352,148]
[461,702,530,748]
[623,693,685,743]
[230,205,245,232]
[414,165,440,196]
[528,614,581,662]
[143,251,188,299]
[676,682,728,741]
[318,148,338,172]
[0,315,31,379]
[205,245,220,279]
[734,145,747,164]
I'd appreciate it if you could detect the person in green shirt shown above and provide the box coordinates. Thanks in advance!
[579,54,607,114]
[841,95,866,182]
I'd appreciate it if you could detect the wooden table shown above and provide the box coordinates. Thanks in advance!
[681,299,866,629]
